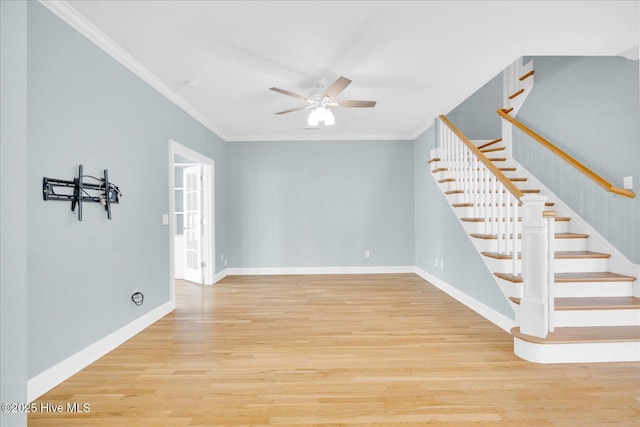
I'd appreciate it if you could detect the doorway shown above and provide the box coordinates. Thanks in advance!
[169,141,215,304]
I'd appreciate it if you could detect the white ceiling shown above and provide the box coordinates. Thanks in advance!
[48,1,638,141]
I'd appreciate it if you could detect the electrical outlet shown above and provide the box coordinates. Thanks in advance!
[365,250,371,258]
[221,253,224,261]
[623,176,633,190]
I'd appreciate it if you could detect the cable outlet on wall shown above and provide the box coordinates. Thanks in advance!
[365,250,371,258]
[623,176,633,190]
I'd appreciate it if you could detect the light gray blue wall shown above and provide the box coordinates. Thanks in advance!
[27,2,229,378]
[446,72,503,140]
[228,140,415,268]
[515,56,640,263]
[414,124,514,319]
[1,1,28,425]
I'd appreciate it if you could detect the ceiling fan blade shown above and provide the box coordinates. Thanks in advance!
[322,76,352,100]
[336,100,377,108]
[269,87,308,101]
[275,105,307,115]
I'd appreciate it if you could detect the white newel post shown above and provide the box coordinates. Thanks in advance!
[519,194,549,338]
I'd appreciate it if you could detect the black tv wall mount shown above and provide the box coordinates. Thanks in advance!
[42,164,121,221]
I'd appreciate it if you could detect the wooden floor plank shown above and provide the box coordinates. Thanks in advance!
[29,274,640,426]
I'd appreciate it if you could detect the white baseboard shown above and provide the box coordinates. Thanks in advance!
[414,267,516,333]
[214,268,229,283]
[223,266,416,276]
[27,301,174,402]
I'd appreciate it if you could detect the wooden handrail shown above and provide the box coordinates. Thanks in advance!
[498,109,636,198]
[439,115,524,199]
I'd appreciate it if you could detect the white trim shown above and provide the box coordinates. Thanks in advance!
[27,301,173,402]
[214,268,229,283]
[224,266,415,276]
[414,267,516,333]
[38,0,229,141]
[514,336,640,363]
[169,140,216,302]
[224,133,417,142]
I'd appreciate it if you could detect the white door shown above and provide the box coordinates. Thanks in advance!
[183,165,203,283]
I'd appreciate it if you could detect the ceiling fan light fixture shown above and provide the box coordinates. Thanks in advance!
[307,110,319,126]
[324,109,335,126]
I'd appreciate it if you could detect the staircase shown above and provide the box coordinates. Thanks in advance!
[429,120,640,363]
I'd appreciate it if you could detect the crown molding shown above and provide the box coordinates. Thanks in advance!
[224,133,417,142]
[38,0,230,141]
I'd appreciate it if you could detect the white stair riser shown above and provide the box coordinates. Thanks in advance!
[552,309,640,327]
[470,237,587,253]
[485,257,610,274]
[554,282,634,298]
[494,277,634,299]
[461,220,570,235]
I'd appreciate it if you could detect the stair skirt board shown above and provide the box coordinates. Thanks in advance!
[513,337,640,363]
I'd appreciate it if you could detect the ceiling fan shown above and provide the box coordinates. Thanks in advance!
[269,76,376,126]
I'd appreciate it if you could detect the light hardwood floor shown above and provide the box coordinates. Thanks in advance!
[30,274,640,426]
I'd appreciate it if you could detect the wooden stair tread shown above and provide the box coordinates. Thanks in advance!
[508,88,525,99]
[521,189,541,193]
[509,177,527,182]
[444,190,464,195]
[482,251,610,260]
[495,271,637,283]
[476,138,502,150]
[519,70,535,81]
[471,232,588,240]
[428,158,441,164]
[499,167,517,172]
[555,272,638,282]
[481,146,506,153]
[438,178,455,183]
[487,157,507,162]
[511,326,640,344]
[509,296,640,310]
[431,167,447,173]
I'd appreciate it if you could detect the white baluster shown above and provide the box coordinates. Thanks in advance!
[546,213,555,332]
[512,199,518,276]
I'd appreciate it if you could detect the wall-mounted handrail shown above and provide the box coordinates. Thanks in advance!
[439,115,524,199]
[497,109,636,199]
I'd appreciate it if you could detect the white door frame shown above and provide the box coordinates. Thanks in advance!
[168,140,215,303]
